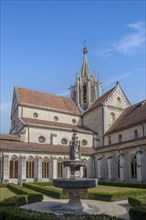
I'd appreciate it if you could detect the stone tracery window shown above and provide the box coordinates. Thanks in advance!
[83,83,87,104]
[26,157,34,178]
[57,158,63,178]
[42,157,49,178]
[9,155,18,179]
[130,155,137,179]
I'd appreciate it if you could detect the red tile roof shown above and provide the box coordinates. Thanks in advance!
[0,138,96,155]
[16,87,81,115]
[84,86,116,114]
[106,100,146,135]
[0,134,20,142]
[21,117,94,134]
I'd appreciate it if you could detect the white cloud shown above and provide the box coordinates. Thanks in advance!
[57,90,70,97]
[98,21,145,56]
[104,73,130,86]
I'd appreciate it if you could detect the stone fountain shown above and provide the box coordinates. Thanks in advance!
[53,128,98,213]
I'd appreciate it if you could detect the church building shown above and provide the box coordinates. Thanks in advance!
[0,45,146,184]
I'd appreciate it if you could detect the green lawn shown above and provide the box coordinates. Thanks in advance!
[0,188,16,201]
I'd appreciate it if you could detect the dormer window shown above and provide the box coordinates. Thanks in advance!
[54,116,59,121]
[119,134,122,143]
[134,130,138,138]
[33,112,38,118]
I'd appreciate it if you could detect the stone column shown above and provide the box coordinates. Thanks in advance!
[120,153,126,181]
[34,156,42,182]
[107,157,114,180]
[50,157,57,179]
[2,155,9,183]
[18,156,26,184]
[97,158,104,179]
[137,150,144,182]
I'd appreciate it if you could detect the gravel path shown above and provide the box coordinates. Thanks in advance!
[21,195,131,220]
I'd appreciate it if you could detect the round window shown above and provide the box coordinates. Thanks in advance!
[54,116,59,121]
[82,139,88,146]
[33,112,38,118]
[61,138,68,145]
[38,136,46,143]
[72,119,77,124]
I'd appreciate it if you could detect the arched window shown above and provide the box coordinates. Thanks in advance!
[83,83,87,104]
[130,155,137,179]
[117,157,120,179]
[26,157,34,178]
[42,157,49,178]
[0,159,2,179]
[111,112,115,124]
[9,155,18,178]
[57,158,63,178]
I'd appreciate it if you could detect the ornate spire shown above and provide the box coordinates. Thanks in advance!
[97,73,102,98]
[81,41,90,77]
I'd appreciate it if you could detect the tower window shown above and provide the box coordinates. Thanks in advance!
[134,130,138,138]
[83,84,87,104]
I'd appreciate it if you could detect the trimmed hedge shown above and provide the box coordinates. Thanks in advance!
[23,183,69,199]
[0,183,8,188]
[129,205,146,220]
[0,206,123,220]
[35,181,53,186]
[0,195,28,207]
[98,180,146,189]
[8,183,43,203]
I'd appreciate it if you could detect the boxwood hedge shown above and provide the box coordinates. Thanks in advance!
[0,206,123,220]
[0,195,28,207]
[8,183,43,203]
[129,205,146,220]
[98,181,146,189]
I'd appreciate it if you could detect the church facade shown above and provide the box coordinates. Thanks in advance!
[0,45,146,184]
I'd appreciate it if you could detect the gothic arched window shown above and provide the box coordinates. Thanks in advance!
[117,157,120,179]
[26,157,34,178]
[130,155,137,179]
[9,155,18,178]
[57,158,63,178]
[83,83,87,104]
[42,157,49,178]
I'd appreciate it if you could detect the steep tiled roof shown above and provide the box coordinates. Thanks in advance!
[0,134,20,142]
[21,117,94,134]
[94,137,146,154]
[84,86,116,114]
[16,87,81,115]
[0,138,96,155]
[106,100,146,135]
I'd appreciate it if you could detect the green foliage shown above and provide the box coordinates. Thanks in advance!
[0,206,123,220]
[8,183,43,203]
[34,181,53,186]
[99,180,146,188]
[23,183,69,199]
[129,205,146,220]
[128,195,146,206]
[0,184,8,188]
[0,195,28,207]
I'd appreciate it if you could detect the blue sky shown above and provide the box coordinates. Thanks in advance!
[1,0,146,134]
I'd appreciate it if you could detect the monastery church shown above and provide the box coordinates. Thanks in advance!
[0,45,146,184]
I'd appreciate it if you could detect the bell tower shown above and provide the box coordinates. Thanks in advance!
[70,43,97,111]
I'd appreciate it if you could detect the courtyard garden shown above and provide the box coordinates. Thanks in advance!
[0,181,146,219]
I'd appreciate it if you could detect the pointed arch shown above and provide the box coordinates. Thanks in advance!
[42,157,49,178]
[9,155,18,178]
[26,156,34,178]
[130,155,137,179]
[57,158,63,178]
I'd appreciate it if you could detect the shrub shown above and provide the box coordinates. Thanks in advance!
[98,180,146,188]
[0,206,123,220]
[0,195,28,207]
[129,205,146,220]
[8,183,43,203]
[34,181,53,186]
[23,183,69,199]
[0,183,8,188]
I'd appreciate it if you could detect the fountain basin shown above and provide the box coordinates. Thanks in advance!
[53,178,98,189]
